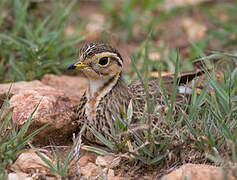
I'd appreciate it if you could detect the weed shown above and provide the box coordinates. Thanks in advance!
[82,45,237,169]
[0,89,46,178]
[0,0,83,82]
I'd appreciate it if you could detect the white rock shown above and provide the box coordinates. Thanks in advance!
[8,172,32,180]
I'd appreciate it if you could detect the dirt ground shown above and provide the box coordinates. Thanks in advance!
[5,0,236,179]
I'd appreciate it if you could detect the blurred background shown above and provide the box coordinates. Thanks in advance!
[0,0,236,82]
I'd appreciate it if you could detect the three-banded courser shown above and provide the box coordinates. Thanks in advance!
[68,43,204,144]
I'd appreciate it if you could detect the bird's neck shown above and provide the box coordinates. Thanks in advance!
[85,73,122,120]
[87,74,121,98]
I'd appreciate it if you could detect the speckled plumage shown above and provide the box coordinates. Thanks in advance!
[70,43,204,144]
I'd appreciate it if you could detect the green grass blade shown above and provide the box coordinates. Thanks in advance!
[150,153,166,164]
[82,145,111,155]
[13,124,48,154]
[35,150,58,173]
[17,100,41,138]
[9,56,26,81]
[88,126,116,151]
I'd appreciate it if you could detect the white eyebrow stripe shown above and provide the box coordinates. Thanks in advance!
[114,54,123,67]
[95,52,123,67]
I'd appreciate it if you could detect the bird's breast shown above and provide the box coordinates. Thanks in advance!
[85,74,121,122]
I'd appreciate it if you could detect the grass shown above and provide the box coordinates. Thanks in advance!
[205,3,237,49]
[33,145,75,180]
[101,0,181,42]
[0,89,73,179]
[0,0,84,83]
[0,88,46,178]
[84,44,237,171]
[1,1,236,83]
[1,0,237,178]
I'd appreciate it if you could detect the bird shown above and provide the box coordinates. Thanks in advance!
[68,42,205,145]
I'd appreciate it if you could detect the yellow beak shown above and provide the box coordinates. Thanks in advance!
[68,61,88,70]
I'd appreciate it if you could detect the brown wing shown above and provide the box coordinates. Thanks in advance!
[129,69,205,97]
[73,91,87,125]
[128,70,205,121]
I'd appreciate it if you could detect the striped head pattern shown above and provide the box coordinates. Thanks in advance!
[68,43,123,80]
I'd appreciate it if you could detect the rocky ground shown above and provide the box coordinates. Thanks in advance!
[1,74,235,180]
[1,0,237,179]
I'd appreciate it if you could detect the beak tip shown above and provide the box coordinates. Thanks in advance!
[67,64,76,70]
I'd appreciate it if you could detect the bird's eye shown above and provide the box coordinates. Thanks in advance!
[97,57,109,66]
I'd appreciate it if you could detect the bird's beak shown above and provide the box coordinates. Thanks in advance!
[67,61,88,70]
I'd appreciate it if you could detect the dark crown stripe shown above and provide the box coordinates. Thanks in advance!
[79,43,123,66]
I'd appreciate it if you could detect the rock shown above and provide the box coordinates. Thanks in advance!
[0,80,43,103]
[0,80,44,94]
[161,163,235,180]
[11,151,52,175]
[107,169,115,178]
[80,162,99,178]
[0,80,79,144]
[80,162,125,179]
[41,74,88,106]
[96,155,120,168]
[79,152,97,167]
[106,169,128,180]
[8,172,33,180]
[10,88,76,144]
[79,154,126,179]
[108,176,128,180]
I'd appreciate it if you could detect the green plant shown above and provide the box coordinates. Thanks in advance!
[205,3,237,49]
[101,0,164,41]
[80,44,237,169]
[0,0,83,82]
[81,42,185,165]
[34,146,75,180]
[0,89,46,178]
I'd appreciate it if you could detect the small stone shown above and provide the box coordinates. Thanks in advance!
[11,151,52,174]
[79,152,97,167]
[8,172,32,180]
[161,163,235,180]
[107,169,115,180]
[81,162,99,178]
[95,155,115,167]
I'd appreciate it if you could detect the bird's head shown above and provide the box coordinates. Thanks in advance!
[68,43,123,80]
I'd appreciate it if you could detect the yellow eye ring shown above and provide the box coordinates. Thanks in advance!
[97,57,110,67]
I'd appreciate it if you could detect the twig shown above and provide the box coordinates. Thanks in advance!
[73,133,82,180]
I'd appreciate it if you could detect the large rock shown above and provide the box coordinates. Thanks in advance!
[0,75,88,144]
[41,74,88,106]
[0,80,43,106]
[9,88,76,144]
[161,163,235,180]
